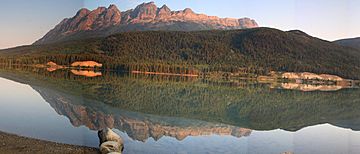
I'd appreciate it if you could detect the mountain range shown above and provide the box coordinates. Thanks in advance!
[1,2,360,79]
[34,2,258,45]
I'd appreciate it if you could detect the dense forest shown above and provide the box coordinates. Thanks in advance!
[1,27,360,79]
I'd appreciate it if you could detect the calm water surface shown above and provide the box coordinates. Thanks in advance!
[0,68,360,154]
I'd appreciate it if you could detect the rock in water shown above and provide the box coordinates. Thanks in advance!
[98,128,124,154]
[98,128,123,145]
[100,141,122,154]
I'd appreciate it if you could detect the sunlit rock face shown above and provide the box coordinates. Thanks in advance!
[282,72,344,81]
[34,2,258,44]
[126,2,258,29]
[71,61,103,67]
[59,5,121,33]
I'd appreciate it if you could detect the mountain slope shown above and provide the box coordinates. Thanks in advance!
[34,2,258,45]
[2,28,360,79]
[98,28,360,79]
[334,37,360,50]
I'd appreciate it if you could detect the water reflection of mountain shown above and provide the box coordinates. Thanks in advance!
[1,67,360,132]
[33,85,251,141]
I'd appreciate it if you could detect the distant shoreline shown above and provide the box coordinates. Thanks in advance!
[0,131,98,154]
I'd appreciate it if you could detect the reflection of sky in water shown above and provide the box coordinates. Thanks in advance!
[0,78,98,147]
[0,77,359,154]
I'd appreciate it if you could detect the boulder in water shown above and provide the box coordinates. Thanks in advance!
[98,128,124,154]
[100,141,122,154]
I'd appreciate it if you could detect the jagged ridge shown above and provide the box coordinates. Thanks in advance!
[34,2,258,44]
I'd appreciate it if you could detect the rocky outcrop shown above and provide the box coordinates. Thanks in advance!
[277,72,356,91]
[37,61,64,72]
[71,61,103,67]
[282,72,344,81]
[34,2,258,44]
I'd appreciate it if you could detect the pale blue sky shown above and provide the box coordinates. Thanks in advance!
[1,0,359,49]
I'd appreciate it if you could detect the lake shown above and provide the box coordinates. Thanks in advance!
[0,67,360,154]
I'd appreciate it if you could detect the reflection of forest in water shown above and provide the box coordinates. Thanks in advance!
[1,66,360,140]
[36,85,252,142]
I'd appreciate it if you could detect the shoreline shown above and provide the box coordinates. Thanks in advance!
[0,131,99,154]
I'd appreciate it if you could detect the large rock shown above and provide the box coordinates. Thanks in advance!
[98,128,123,145]
[100,141,122,154]
[98,128,124,154]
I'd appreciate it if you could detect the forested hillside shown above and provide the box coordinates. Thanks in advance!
[335,37,360,50]
[1,28,360,79]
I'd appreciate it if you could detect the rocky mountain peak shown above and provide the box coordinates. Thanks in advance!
[183,8,194,14]
[93,7,107,14]
[160,4,170,10]
[74,5,121,31]
[108,4,118,10]
[34,2,259,45]
[131,1,158,20]
[103,4,121,25]
[76,8,90,17]
[238,18,258,28]
[156,4,171,19]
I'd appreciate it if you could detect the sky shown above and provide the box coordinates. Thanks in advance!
[0,0,359,49]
